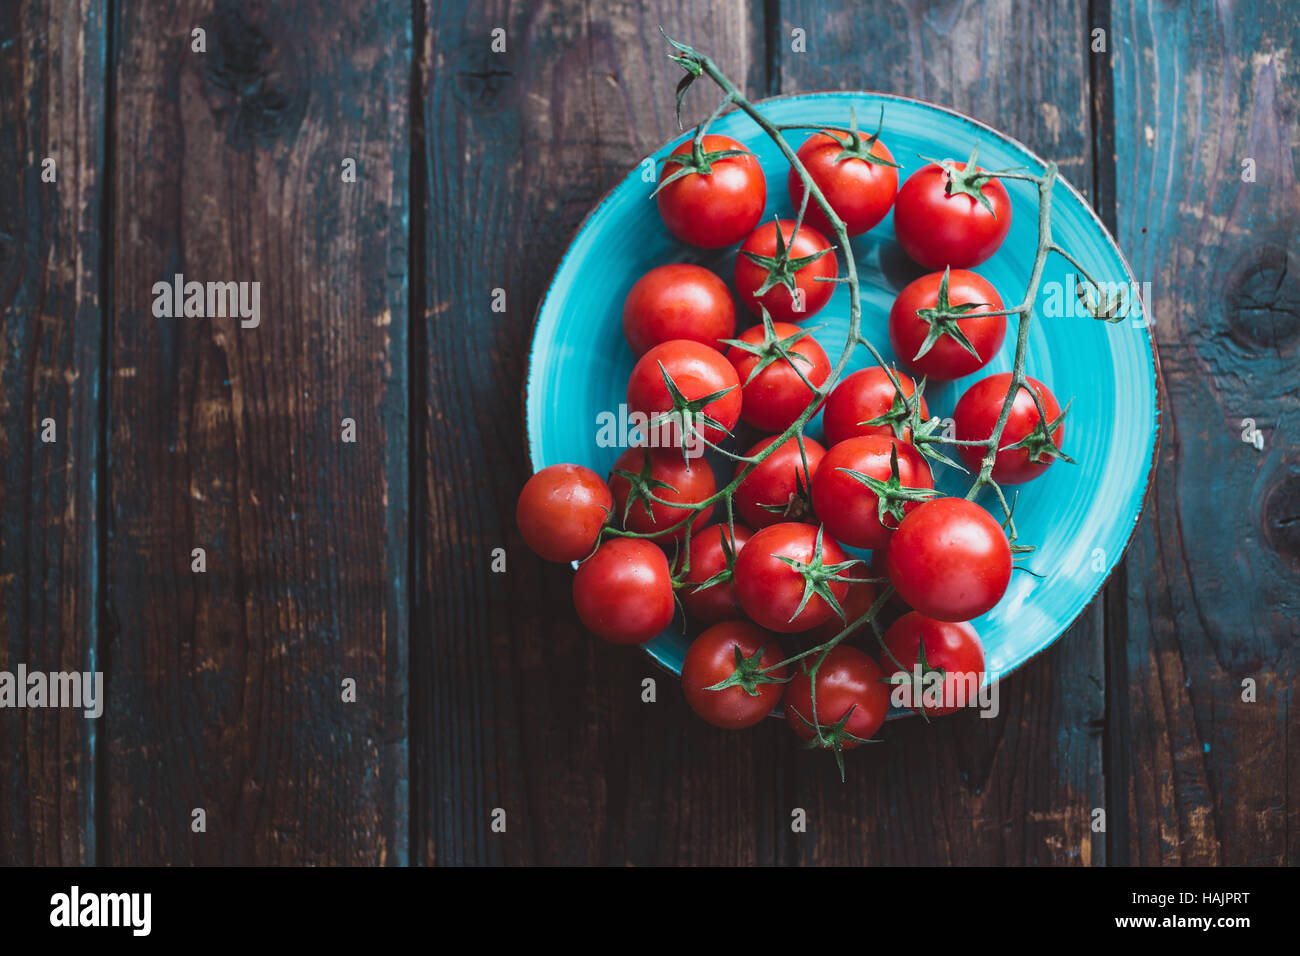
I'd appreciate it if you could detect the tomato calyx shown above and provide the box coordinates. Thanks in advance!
[720,308,819,387]
[880,635,943,724]
[676,526,738,595]
[654,134,755,195]
[612,451,678,526]
[825,106,901,170]
[919,144,1009,218]
[788,696,875,781]
[757,456,815,521]
[1000,398,1076,466]
[661,30,705,128]
[859,371,928,440]
[704,642,790,697]
[774,525,861,623]
[740,217,834,301]
[652,361,738,449]
[837,443,941,528]
[908,413,968,472]
[912,266,991,363]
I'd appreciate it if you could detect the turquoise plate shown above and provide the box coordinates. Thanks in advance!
[526,92,1159,698]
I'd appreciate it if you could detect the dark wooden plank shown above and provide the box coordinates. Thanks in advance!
[0,0,106,866]
[1110,0,1299,865]
[776,0,1106,865]
[415,0,771,865]
[106,1,410,864]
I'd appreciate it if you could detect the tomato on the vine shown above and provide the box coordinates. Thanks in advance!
[880,612,985,717]
[733,522,857,633]
[608,446,715,542]
[733,435,825,529]
[734,219,837,321]
[516,463,613,563]
[953,373,1070,484]
[681,621,787,729]
[622,264,736,356]
[822,367,929,446]
[724,319,830,432]
[657,134,766,248]
[572,537,676,644]
[784,646,890,750]
[810,435,934,550]
[787,127,898,237]
[893,154,1012,269]
[627,339,742,447]
[885,497,1012,622]
[889,268,1006,381]
[676,522,752,623]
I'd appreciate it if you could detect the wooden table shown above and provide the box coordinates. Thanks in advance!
[2,0,1296,866]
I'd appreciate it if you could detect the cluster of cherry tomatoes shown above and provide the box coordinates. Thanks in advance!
[517,117,1071,761]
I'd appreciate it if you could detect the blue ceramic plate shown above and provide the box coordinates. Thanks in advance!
[526,92,1158,698]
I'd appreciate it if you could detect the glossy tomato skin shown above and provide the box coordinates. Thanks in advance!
[822,367,929,446]
[889,269,1006,381]
[734,220,838,321]
[734,435,826,529]
[676,523,753,623]
[880,612,985,717]
[572,538,675,644]
[516,464,613,563]
[627,339,742,447]
[806,578,879,643]
[657,134,766,248]
[784,646,890,746]
[608,446,715,542]
[681,621,787,729]
[622,264,737,356]
[787,131,899,237]
[953,373,1064,484]
[733,522,854,633]
[885,498,1012,622]
[893,162,1012,269]
[726,322,830,432]
[811,435,934,550]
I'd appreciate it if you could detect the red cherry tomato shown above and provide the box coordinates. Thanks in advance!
[676,523,753,624]
[627,339,742,447]
[810,435,934,550]
[787,129,898,237]
[893,160,1012,269]
[681,621,788,729]
[784,646,890,747]
[953,373,1066,484]
[572,538,675,644]
[880,612,986,717]
[888,269,1006,381]
[885,498,1012,622]
[657,134,766,248]
[733,522,855,633]
[725,321,830,432]
[733,435,826,529]
[608,446,715,542]
[622,264,737,356]
[734,219,838,321]
[822,367,929,446]
[516,464,613,563]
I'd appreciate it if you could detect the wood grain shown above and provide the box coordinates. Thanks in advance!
[0,0,106,866]
[1110,0,1300,865]
[105,0,410,864]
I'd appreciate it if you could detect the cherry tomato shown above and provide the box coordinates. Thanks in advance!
[889,269,1006,381]
[657,134,766,248]
[806,578,879,643]
[608,446,715,542]
[733,522,855,633]
[953,373,1066,484]
[734,435,826,529]
[784,646,890,747]
[676,523,753,624]
[810,435,934,550]
[516,464,613,563]
[734,219,837,321]
[893,160,1012,269]
[681,621,788,729]
[787,129,898,237]
[622,263,737,357]
[572,537,675,644]
[627,339,742,447]
[885,498,1011,622]
[822,367,929,446]
[725,321,830,432]
[880,612,985,717]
